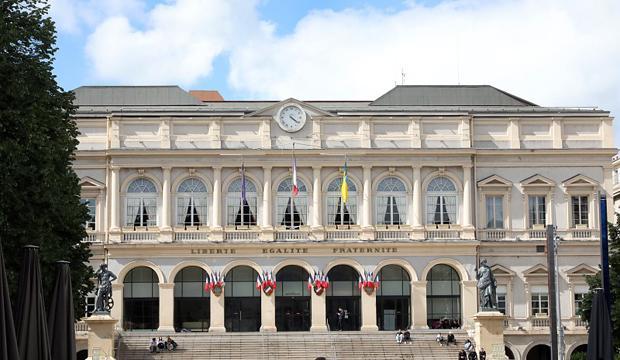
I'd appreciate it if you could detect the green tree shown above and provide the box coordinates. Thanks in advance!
[0,0,94,318]
[579,215,620,353]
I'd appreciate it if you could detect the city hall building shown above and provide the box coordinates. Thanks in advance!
[74,85,615,359]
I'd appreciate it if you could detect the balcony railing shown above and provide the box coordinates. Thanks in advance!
[529,230,546,239]
[122,231,158,242]
[375,229,411,241]
[224,230,260,242]
[174,231,209,242]
[325,229,360,241]
[275,230,310,241]
[531,317,550,328]
[75,321,89,332]
[82,232,104,243]
[477,229,509,241]
[574,317,588,328]
[425,229,461,240]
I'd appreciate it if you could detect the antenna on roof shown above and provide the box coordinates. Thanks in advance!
[401,68,406,85]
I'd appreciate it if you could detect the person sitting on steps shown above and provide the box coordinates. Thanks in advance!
[149,338,158,353]
[402,330,411,344]
[436,333,446,346]
[447,331,456,345]
[166,336,178,351]
[395,330,403,344]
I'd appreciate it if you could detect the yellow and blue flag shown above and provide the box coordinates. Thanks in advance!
[341,158,348,204]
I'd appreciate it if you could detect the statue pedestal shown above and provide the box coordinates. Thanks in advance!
[473,311,505,360]
[85,314,118,360]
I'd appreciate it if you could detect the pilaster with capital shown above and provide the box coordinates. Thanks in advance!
[462,165,475,239]
[360,288,378,331]
[361,165,375,240]
[311,167,324,240]
[462,280,479,328]
[411,166,424,240]
[411,280,428,328]
[160,167,173,242]
[211,167,223,241]
[261,166,274,241]
[109,167,121,242]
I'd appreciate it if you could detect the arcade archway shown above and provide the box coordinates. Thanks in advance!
[376,264,411,330]
[426,264,461,328]
[275,265,311,331]
[526,344,551,360]
[224,266,261,332]
[326,265,361,331]
[123,266,159,330]
[174,266,210,331]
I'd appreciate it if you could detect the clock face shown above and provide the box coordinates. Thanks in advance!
[276,105,306,132]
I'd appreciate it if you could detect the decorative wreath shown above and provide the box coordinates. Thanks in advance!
[257,271,277,296]
[307,271,329,295]
[206,271,225,296]
[358,271,380,294]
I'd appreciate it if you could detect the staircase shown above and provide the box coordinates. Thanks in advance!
[117,330,467,360]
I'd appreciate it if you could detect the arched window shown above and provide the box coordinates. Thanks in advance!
[176,178,208,228]
[376,177,407,225]
[126,178,157,227]
[426,177,457,225]
[376,265,411,331]
[426,264,461,328]
[327,177,357,226]
[226,178,257,227]
[224,266,261,332]
[123,267,159,330]
[276,178,308,229]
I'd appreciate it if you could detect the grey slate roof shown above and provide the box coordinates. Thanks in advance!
[371,85,537,106]
[73,86,201,106]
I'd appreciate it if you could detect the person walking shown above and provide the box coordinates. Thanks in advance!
[337,308,344,331]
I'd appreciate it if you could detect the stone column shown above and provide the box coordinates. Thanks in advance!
[412,166,422,227]
[158,283,175,331]
[411,280,428,329]
[161,167,171,230]
[262,166,272,229]
[209,291,226,332]
[463,165,472,227]
[310,290,327,332]
[110,283,124,329]
[360,289,378,331]
[110,167,120,233]
[312,167,322,228]
[362,166,372,228]
[211,167,223,241]
[462,280,479,329]
[260,291,277,332]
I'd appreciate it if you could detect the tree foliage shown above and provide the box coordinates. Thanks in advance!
[579,214,620,353]
[0,0,94,318]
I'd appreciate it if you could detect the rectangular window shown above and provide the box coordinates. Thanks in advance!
[497,285,507,315]
[531,292,549,316]
[80,198,96,230]
[574,293,586,316]
[85,295,95,316]
[528,195,546,227]
[486,195,504,229]
[571,196,589,227]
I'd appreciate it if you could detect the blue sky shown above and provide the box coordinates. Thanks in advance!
[50,0,620,145]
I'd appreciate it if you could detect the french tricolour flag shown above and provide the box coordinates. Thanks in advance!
[292,155,299,197]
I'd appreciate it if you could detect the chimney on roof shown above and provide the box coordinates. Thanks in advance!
[189,90,224,102]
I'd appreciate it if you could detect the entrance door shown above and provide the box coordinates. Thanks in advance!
[225,297,261,332]
[276,296,311,331]
[326,296,361,331]
[224,266,261,332]
[376,296,410,330]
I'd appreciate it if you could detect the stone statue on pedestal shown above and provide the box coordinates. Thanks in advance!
[94,263,117,314]
[476,259,497,311]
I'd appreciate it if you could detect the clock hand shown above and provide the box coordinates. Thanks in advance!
[288,115,299,123]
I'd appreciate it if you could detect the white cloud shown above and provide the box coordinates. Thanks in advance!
[84,0,267,85]
[50,0,146,34]
[81,0,620,142]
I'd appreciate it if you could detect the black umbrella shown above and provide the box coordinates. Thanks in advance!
[48,261,76,360]
[0,241,19,360]
[15,245,51,360]
[587,290,614,360]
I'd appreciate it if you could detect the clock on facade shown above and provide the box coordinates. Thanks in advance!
[275,104,307,132]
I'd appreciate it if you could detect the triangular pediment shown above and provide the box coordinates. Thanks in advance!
[478,175,512,188]
[79,176,105,189]
[491,264,516,277]
[562,174,598,188]
[247,98,334,117]
[521,174,555,187]
[566,263,598,278]
[524,264,548,277]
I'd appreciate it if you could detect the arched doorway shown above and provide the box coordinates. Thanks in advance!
[505,346,516,360]
[174,266,210,331]
[426,264,461,328]
[376,265,411,330]
[326,265,361,331]
[275,265,311,331]
[570,344,587,359]
[224,266,261,332]
[123,267,159,330]
[526,344,551,360]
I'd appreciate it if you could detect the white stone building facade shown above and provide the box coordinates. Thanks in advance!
[74,85,615,360]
